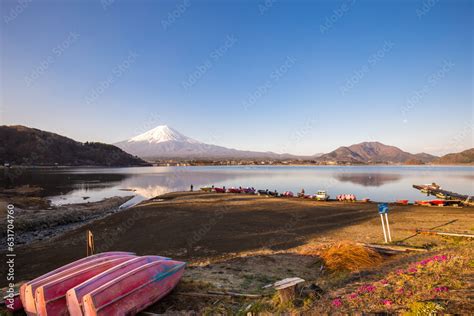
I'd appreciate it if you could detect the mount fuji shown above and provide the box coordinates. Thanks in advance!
[114,125,298,160]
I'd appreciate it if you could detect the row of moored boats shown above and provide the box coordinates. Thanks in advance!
[199,186,368,201]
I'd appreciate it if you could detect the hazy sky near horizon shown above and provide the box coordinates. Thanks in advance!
[1,0,473,156]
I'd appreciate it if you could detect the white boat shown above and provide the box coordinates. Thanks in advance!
[315,190,329,201]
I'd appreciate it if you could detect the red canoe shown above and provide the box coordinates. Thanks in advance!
[66,256,168,316]
[430,200,446,206]
[415,200,431,206]
[227,188,242,193]
[397,200,409,205]
[212,187,225,193]
[21,251,133,314]
[82,260,185,316]
[35,256,135,316]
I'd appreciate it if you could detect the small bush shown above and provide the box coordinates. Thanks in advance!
[320,241,383,272]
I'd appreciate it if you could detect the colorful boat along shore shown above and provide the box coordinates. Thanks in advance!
[412,183,473,205]
[200,183,472,206]
[7,252,185,315]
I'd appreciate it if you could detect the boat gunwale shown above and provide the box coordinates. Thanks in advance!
[84,261,185,312]
[71,256,169,294]
[36,256,135,304]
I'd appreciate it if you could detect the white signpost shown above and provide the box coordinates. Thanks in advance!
[378,203,392,243]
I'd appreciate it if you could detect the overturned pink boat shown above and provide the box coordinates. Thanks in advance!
[66,256,169,316]
[82,260,185,316]
[20,252,133,310]
[34,256,135,316]
[21,252,134,315]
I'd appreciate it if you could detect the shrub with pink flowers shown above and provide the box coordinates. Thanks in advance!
[332,298,343,308]
[382,299,392,306]
[325,252,470,313]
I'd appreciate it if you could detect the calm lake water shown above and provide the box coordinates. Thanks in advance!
[1,166,473,206]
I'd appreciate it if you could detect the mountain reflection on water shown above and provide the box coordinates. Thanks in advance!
[1,168,128,197]
[335,173,402,187]
[0,165,472,204]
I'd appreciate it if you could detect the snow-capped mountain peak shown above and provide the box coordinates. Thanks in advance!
[127,125,200,144]
[115,125,294,160]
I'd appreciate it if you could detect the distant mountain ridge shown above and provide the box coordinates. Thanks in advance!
[316,142,438,164]
[0,125,149,166]
[2,125,471,165]
[433,148,474,164]
[115,126,457,164]
[115,125,301,160]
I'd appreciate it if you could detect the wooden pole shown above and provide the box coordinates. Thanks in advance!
[360,243,428,253]
[206,291,262,298]
[416,230,474,238]
[87,230,95,256]
[380,213,388,243]
[384,213,392,242]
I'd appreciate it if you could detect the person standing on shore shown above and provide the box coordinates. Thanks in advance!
[190,184,193,192]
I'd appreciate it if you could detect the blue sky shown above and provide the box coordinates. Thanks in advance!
[1,0,472,155]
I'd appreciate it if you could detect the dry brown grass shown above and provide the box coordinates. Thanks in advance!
[319,241,383,272]
[293,242,324,256]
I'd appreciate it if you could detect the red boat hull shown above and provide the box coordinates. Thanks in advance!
[227,188,241,193]
[66,256,168,316]
[35,256,135,316]
[430,200,446,206]
[21,252,133,315]
[415,200,431,206]
[82,260,185,316]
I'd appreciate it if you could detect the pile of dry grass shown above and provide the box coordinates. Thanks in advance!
[320,241,383,272]
[294,242,324,256]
